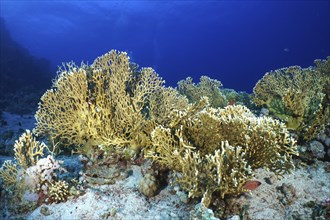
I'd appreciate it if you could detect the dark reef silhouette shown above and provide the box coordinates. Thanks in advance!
[0,17,52,114]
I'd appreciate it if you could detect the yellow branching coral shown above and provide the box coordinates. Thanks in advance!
[146,99,297,201]
[35,63,92,146]
[34,50,186,158]
[0,131,71,210]
[253,60,330,141]
[0,130,47,191]
[175,141,252,199]
[14,130,46,169]
[177,76,228,108]
[149,87,189,126]
[48,180,70,203]
[197,105,297,175]
[0,160,18,189]
[315,56,330,78]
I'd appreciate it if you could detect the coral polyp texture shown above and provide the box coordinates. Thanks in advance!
[252,57,330,141]
[34,50,188,159]
[146,97,297,202]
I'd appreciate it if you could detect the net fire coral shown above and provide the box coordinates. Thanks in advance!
[146,98,298,202]
[34,50,175,159]
[253,58,330,141]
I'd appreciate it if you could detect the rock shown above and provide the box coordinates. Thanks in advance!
[100,207,117,218]
[190,203,220,220]
[265,174,277,185]
[228,215,240,220]
[84,176,116,185]
[299,145,308,153]
[317,133,327,143]
[40,206,52,216]
[169,212,178,218]
[57,155,83,182]
[139,173,159,197]
[277,183,296,205]
[176,191,188,203]
[324,138,330,148]
[83,164,128,185]
[324,163,330,173]
[309,141,325,159]
[259,108,269,117]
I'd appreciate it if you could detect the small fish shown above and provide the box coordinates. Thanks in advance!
[229,101,236,106]
[243,180,261,190]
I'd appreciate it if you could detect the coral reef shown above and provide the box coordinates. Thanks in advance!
[23,155,65,198]
[48,180,70,203]
[0,130,71,216]
[0,129,48,191]
[0,160,18,189]
[177,76,228,108]
[1,49,329,219]
[221,88,256,111]
[146,97,297,203]
[13,129,46,169]
[252,58,330,141]
[34,50,187,160]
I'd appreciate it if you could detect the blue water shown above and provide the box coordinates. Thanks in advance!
[1,1,329,92]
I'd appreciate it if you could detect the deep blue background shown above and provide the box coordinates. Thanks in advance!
[1,1,329,92]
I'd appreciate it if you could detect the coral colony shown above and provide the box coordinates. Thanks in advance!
[0,50,329,217]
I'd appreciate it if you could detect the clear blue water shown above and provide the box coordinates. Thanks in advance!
[1,1,329,92]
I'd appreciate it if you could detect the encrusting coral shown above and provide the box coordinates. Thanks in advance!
[24,155,65,198]
[34,50,188,159]
[253,57,330,141]
[146,97,297,203]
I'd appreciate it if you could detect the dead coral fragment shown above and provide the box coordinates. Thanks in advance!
[22,154,65,201]
[14,129,46,169]
[139,173,159,197]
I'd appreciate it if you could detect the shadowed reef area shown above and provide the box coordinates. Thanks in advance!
[0,17,52,114]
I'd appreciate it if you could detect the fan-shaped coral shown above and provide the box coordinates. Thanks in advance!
[34,50,188,159]
[253,58,330,141]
